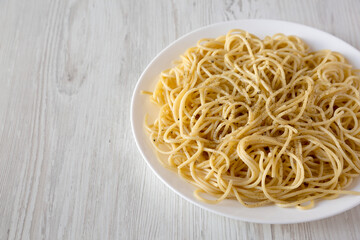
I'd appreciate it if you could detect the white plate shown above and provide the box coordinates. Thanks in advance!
[131,19,360,224]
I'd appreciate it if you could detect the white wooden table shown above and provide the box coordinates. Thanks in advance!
[1,0,360,239]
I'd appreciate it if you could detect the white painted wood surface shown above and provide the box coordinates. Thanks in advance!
[1,0,360,239]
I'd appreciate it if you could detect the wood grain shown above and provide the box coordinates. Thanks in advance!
[0,0,360,239]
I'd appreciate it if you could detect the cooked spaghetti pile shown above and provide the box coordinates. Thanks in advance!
[145,30,360,209]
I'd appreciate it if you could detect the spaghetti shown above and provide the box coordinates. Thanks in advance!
[145,29,360,209]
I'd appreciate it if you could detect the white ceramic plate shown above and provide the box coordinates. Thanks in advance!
[131,19,360,224]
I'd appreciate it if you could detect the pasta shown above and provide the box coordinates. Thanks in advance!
[144,29,360,209]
